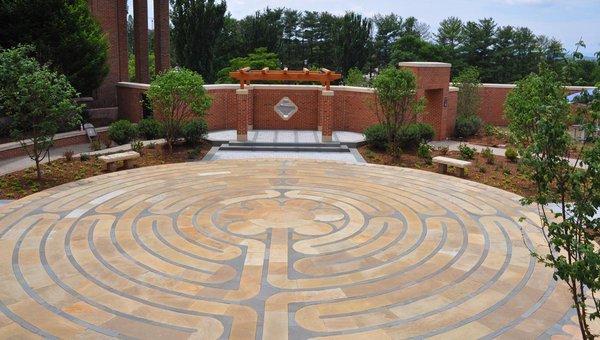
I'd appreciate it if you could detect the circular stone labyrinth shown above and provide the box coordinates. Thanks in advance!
[0,160,581,339]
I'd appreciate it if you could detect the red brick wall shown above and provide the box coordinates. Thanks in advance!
[332,90,379,132]
[477,86,513,126]
[252,88,319,130]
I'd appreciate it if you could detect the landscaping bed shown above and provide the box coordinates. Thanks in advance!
[359,145,537,197]
[0,143,211,200]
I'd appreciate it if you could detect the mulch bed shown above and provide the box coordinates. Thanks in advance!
[0,143,211,200]
[359,145,537,197]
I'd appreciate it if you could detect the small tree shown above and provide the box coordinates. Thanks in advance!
[506,69,600,339]
[0,46,82,180]
[146,68,212,152]
[371,66,425,157]
[454,67,482,137]
[345,67,368,87]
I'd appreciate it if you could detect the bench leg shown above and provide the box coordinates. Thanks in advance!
[106,162,116,172]
[458,168,465,178]
[438,163,448,174]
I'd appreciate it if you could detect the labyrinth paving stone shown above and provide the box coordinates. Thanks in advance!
[0,159,588,339]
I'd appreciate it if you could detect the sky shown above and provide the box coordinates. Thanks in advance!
[128,0,600,55]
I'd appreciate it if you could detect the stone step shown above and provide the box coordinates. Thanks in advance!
[219,144,350,153]
[227,141,342,147]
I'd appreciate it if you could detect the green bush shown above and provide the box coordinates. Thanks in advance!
[131,140,144,154]
[398,123,435,149]
[417,142,433,163]
[454,114,482,138]
[483,124,496,137]
[108,120,138,145]
[137,118,164,140]
[505,147,518,163]
[458,143,476,160]
[364,124,388,150]
[181,119,208,146]
[482,147,495,164]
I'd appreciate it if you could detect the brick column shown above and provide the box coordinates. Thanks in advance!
[133,0,149,83]
[236,89,251,141]
[320,90,334,142]
[153,0,170,74]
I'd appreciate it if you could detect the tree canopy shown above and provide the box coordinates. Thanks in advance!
[0,0,108,95]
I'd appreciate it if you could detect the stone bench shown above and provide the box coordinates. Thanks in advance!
[98,151,140,172]
[432,156,472,177]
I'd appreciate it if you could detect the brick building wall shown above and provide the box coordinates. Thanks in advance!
[252,88,319,130]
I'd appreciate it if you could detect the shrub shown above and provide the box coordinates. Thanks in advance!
[131,140,144,155]
[458,143,476,160]
[147,142,156,149]
[482,147,495,164]
[398,123,435,149]
[79,153,90,161]
[437,145,449,155]
[454,114,482,138]
[63,150,74,162]
[364,124,388,150]
[417,142,433,163]
[483,124,496,137]
[181,119,208,146]
[137,118,164,140]
[108,120,138,145]
[89,140,102,151]
[504,147,518,163]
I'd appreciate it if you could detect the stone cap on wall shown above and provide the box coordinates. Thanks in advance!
[0,127,109,152]
[117,82,377,93]
[399,62,452,68]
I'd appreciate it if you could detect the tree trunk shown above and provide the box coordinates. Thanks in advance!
[35,158,42,181]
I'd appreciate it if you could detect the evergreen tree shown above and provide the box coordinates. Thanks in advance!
[171,0,227,83]
[0,0,108,95]
[335,12,372,75]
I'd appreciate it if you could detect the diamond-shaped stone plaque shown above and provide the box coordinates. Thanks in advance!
[274,97,298,121]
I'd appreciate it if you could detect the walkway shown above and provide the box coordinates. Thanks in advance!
[207,130,365,145]
[0,159,590,339]
[0,143,90,176]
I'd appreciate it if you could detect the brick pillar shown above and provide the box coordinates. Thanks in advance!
[153,0,170,74]
[236,89,251,141]
[133,0,149,83]
[320,90,334,142]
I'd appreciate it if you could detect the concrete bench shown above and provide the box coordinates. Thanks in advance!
[432,156,472,177]
[98,151,140,172]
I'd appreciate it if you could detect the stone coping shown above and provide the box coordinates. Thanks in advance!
[399,61,452,68]
[0,127,109,152]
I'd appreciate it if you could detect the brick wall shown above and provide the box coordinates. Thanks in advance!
[252,88,319,130]
[0,130,108,160]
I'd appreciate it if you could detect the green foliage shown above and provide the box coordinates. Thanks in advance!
[187,146,203,160]
[128,53,156,82]
[0,0,108,95]
[171,0,227,83]
[504,147,518,163]
[455,67,482,117]
[0,46,82,180]
[131,140,144,155]
[483,124,497,137]
[217,48,281,83]
[79,153,90,162]
[417,142,433,163]
[137,119,164,140]
[372,67,425,157]
[364,124,388,150]
[345,68,368,87]
[147,68,212,152]
[458,143,476,160]
[398,123,435,148]
[454,114,483,138]
[335,12,372,75]
[506,70,600,338]
[181,119,208,146]
[108,120,138,145]
[481,147,495,164]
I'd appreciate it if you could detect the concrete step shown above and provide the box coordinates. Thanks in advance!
[227,141,342,147]
[219,144,350,153]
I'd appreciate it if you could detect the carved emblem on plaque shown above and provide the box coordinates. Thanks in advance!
[274,97,298,120]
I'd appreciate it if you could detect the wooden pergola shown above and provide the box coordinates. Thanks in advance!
[229,67,342,90]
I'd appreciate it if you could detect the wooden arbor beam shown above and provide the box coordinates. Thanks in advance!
[229,68,342,90]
